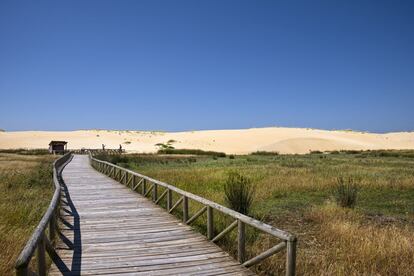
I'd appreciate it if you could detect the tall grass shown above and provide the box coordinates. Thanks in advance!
[224,171,255,215]
[0,153,55,275]
[334,177,359,208]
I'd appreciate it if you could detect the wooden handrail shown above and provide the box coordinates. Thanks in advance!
[72,149,124,155]
[15,152,72,276]
[90,153,297,275]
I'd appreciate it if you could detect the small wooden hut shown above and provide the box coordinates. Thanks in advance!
[48,141,67,154]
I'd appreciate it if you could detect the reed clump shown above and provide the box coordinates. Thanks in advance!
[334,176,359,208]
[224,171,255,215]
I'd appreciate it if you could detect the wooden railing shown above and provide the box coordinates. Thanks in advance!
[72,149,124,155]
[15,152,72,276]
[90,153,297,276]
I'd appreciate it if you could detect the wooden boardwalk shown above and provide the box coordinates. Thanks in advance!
[49,155,255,275]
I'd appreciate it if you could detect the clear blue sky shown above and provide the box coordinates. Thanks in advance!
[1,1,413,132]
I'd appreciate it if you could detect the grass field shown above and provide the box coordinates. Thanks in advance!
[96,150,414,275]
[0,152,55,275]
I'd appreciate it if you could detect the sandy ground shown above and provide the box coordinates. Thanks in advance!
[0,127,413,154]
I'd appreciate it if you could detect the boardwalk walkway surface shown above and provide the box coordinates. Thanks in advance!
[49,155,255,275]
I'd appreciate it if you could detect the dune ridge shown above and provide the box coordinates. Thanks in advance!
[0,127,413,154]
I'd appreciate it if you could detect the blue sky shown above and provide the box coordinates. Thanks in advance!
[0,1,413,132]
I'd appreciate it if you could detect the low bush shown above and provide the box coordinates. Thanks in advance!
[250,151,279,156]
[340,150,362,154]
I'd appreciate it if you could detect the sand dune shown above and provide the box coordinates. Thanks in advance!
[0,127,413,154]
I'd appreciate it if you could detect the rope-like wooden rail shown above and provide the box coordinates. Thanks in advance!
[15,152,72,276]
[89,153,297,275]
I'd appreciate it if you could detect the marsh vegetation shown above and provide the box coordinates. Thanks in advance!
[96,150,414,275]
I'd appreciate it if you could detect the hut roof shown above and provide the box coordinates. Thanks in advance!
[49,141,68,146]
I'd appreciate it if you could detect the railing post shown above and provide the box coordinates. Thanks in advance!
[37,233,46,276]
[142,179,147,195]
[16,266,28,276]
[49,209,56,242]
[132,174,135,188]
[286,239,297,276]
[207,206,213,240]
[238,220,246,263]
[183,196,188,223]
[167,189,172,211]
[153,183,158,202]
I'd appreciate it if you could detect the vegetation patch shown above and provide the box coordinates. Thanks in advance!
[95,150,414,275]
[250,151,279,156]
[157,148,226,157]
[0,153,55,275]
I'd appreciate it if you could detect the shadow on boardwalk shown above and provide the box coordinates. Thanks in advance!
[54,177,82,276]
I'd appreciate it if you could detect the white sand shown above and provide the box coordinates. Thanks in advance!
[0,127,413,154]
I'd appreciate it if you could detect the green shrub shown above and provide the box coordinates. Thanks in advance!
[224,171,255,215]
[155,143,175,150]
[250,151,279,156]
[94,153,129,164]
[334,177,359,208]
[229,155,235,159]
[340,150,361,154]
[157,148,226,157]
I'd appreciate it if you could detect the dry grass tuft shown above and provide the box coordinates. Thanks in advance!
[302,203,414,275]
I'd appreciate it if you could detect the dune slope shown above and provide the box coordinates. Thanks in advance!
[0,127,413,154]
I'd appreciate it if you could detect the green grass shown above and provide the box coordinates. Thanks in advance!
[104,152,414,218]
[0,153,56,275]
[96,150,414,275]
